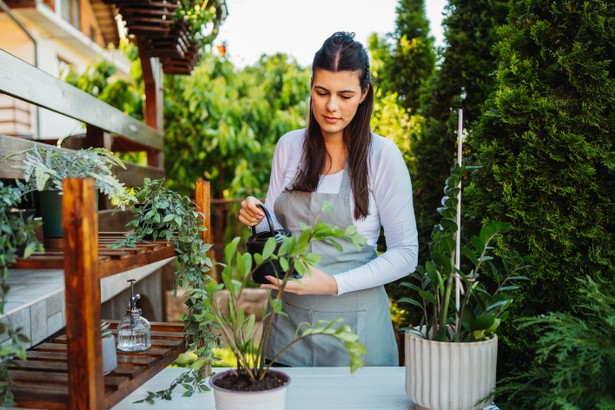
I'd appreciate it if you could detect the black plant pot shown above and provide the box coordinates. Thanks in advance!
[245,205,295,284]
[38,189,100,249]
[38,190,63,249]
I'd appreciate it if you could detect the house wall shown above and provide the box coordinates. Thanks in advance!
[0,2,128,140]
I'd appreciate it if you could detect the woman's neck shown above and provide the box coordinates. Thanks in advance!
[324,139,346,175]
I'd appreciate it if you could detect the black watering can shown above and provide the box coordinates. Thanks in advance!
[245,204,293,284]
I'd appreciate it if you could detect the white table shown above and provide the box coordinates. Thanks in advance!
[112,366,500,409]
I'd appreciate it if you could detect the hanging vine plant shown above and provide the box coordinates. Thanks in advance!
[175,0,227,50]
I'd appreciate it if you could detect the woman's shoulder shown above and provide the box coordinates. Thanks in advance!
[369,132,403,158]
[277,128,306,148]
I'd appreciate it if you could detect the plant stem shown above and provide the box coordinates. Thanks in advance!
[440,253,456,338]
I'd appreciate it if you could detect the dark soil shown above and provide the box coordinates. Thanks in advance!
[213,370,288,392]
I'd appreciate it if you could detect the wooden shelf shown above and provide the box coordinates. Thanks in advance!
[9,321,185,409]
[12,232,176,278]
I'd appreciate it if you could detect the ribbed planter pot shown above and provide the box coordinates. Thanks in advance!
[209,369,290,410]
[405,328,498,410]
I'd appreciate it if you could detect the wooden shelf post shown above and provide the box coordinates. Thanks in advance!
[63,177,104,409]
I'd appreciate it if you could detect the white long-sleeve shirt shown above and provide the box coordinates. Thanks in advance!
[258,129,418,295]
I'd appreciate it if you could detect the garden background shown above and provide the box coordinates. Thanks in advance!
[64,0,615,408]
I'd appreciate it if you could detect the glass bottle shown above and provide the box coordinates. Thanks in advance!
[117,279,151,352]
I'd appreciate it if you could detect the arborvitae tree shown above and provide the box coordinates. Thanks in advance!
[466,0,615,382]
[368,3,434,314]
[378,0,435,114]
[413,0,509,262]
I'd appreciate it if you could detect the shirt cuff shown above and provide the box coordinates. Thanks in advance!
[333,270,350,296]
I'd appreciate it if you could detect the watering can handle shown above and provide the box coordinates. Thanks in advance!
[251,204,276,236]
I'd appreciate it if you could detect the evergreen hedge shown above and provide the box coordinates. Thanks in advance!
[466,0,615,381]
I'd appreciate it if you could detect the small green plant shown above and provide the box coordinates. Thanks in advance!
[497,275,615,409]
[14,145,127,204]
[400,164,533,342]
[197,202,366,381]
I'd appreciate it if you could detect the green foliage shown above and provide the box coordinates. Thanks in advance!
[465,0,615,377]
[0,319,29,407]
[112,178,217,384]
[0,181,42,407]
[194,204,367,382]
[175,0,227,49]
[163,51,310,202]
[413,0,510,276]
[370,87,422,176]
[63,40,144,121]
[0,182,43,284]
[399,164,532,342]
[497,276,615,409]
[133,369,209,403]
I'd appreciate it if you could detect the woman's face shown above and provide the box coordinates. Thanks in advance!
[311,68,367,141]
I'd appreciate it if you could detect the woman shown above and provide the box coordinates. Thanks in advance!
[239,31,418,366]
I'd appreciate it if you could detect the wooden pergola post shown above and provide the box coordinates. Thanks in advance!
[138,39,164,168]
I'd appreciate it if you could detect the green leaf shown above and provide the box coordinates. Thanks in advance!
[262,237,276,260]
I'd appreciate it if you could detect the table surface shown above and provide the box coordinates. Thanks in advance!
[111,366,500,410]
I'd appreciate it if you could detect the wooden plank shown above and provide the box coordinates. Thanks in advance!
[104,344,184,408]
[0,135,164,183]
[13,321,185,409]
[12,383,68,410]
[63,178,105,410]
[12,232,176,276]
[25,350,66,361]
[0,50,163,151]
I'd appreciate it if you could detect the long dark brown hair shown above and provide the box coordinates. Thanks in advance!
[290,31,374,220]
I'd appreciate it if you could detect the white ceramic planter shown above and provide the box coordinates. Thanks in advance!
[209,369,290,410]
[102,335,118,375]
[405,329,498,410]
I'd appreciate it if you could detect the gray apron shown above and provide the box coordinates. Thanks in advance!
[265,168,399,366]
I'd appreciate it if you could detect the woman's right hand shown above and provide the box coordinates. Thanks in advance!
[238,196,265,227]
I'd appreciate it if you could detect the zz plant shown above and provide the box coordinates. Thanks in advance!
[400,164,533,342]
[197,202,366,381]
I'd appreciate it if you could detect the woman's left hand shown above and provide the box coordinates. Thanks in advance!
[260,265,338,296]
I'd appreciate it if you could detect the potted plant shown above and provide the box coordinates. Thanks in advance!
[133,202,366,408]
[101,321,117,375]
[399,164,533,410]
[0,181,43,406]
[6,145,127,248]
